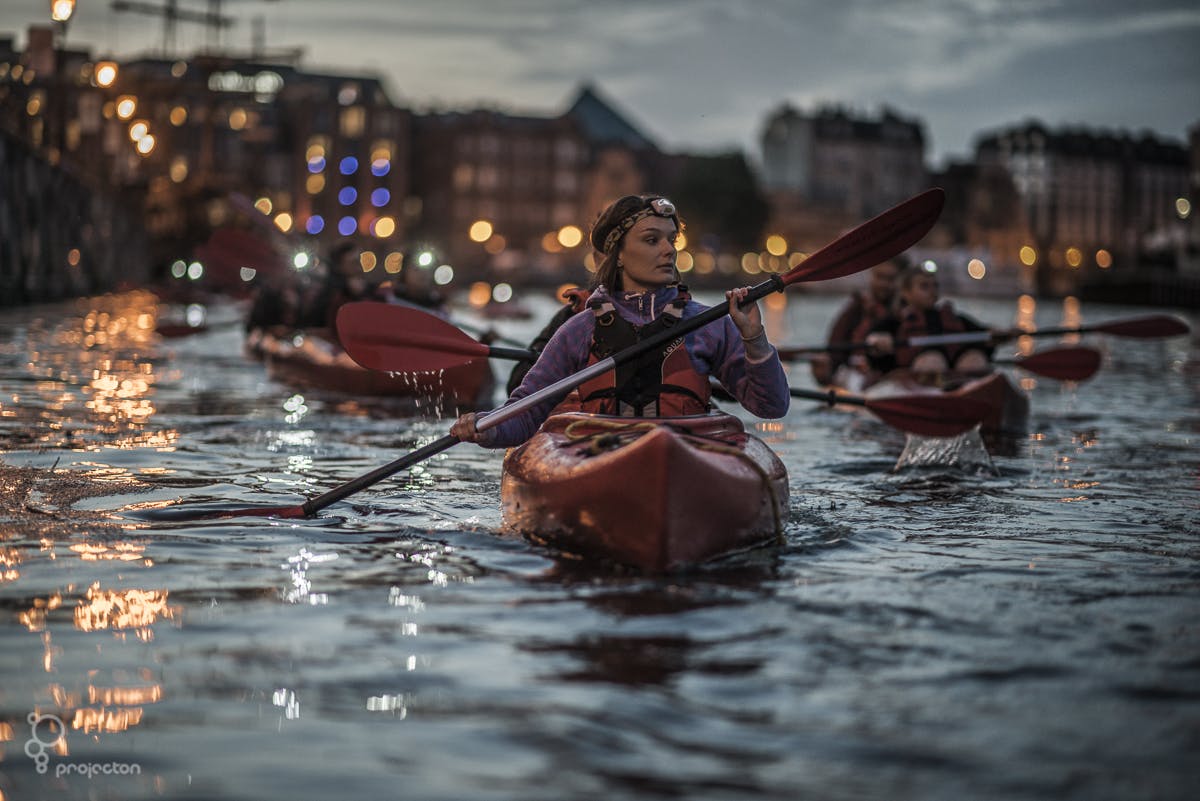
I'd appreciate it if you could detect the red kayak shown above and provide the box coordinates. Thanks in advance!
[500,411,789,571]
[865,370,1030,438]
[246,328,496,411]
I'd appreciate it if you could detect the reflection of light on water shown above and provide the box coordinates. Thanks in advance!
[89,683,163,706]
[282,548,337,604]
[272,688,300,721]
[72,706,145,734]
[366,693,408,718]
[387,589,425,610]
[1061,297,1082,344]
[1,546,21,582]
[74,583,181,641]
[1015,295,1037,356]
[286,454,313,474]
[18,592,64,632]
[69,541,148,563]
[12,291,172,449]
[267,429,315,453]
[399,545,471,587]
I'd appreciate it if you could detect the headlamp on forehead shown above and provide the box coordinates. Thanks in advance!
[602,197,677,254]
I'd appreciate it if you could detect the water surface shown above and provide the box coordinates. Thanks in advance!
[0,288,1197,800]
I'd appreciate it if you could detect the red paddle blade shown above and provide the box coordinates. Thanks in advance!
[781,188,944,287]
[337,302,490,372]
[864,394,990,437]
[1014,346,1101,381]
[1092,314,1190,338]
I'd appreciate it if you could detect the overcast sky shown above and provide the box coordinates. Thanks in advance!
[6,0,1199,167]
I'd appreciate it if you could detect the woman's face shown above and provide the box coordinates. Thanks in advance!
[618,216,678,292]
[902,273,939,311]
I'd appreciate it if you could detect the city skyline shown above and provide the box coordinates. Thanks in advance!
[4,0,1199,167]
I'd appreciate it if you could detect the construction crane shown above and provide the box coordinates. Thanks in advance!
[110,0,235,56]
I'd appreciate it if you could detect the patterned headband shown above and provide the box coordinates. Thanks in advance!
[601,197,676,254]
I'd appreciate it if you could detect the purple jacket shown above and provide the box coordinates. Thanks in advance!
[477,285,790,448]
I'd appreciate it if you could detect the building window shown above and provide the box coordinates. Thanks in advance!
[478,165,499,190]
[453,164,474,191]
[340,106,366,138]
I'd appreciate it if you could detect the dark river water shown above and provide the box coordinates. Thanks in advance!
[0,287,1197,801]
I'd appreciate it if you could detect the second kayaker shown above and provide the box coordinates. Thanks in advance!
[450,194,791,447]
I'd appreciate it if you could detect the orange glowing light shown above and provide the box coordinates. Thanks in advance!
[51,0,76,23]
[557,225,583,248]
[467,282,492,308]
[484,235,506,255]
[1019,245,1037,266]
[373,217,396,238]
[765,235,787,257]
[1095,249,1112,269]
[468,220,493,242]
[94,61,118,87]
[115,96,136,120]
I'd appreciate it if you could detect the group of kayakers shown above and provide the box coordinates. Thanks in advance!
[450,192,998,450]
[245,239,446,344]
[811,255,993,391]
[446,193,1004,451]
[240,192,993,451]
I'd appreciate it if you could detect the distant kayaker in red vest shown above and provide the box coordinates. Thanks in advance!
[810,256,904,388]
[864,265,992,375]
[450,194,791,446]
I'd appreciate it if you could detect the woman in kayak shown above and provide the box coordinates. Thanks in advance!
[450,194,791,447]
[864,264,992,375]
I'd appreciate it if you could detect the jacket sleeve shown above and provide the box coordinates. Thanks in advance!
[477,313,593,448]
[706,317,791,419]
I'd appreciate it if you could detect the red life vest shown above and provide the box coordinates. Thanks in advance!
[894,302,970,367]
[578,288,712,417]
[847,290,895,343]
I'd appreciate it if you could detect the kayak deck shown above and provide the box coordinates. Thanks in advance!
[500,412,789,571]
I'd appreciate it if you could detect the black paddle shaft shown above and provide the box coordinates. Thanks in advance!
[296,277,785,517]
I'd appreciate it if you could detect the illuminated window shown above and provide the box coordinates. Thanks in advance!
[339,106,365,138]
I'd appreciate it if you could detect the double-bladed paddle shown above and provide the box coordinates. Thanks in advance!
[779,314,1189,360]
[777,343,1103,382]
[788,388,991,438]
[156,187,947,520]
[342,302,992,437]
[906,314,1189,348]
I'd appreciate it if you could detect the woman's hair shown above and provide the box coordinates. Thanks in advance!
[588,195,681,291]
[898,263,936,292]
